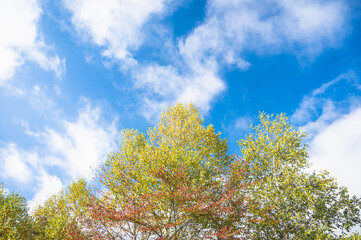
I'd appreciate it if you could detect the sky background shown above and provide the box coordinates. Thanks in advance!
[1,0,361,210]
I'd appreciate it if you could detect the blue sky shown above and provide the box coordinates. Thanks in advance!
[1,0,361,209]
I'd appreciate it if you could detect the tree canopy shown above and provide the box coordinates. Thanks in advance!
[0,184,33,239]
[239,113,361,239]
[1,104,360,239]
[93,103,251,239]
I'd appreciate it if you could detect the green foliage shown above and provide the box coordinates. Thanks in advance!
[341,232,361,240]
[239,113,361,239]
[97,103,249,239]
[32,179,91,239]
[2,104,361,239]
[0,184,33,239]
[103,103,231,195]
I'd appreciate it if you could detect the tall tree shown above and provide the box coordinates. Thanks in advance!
[239,113,361,239]
[27,105,361,239]
[0,184,34,239]
[32,179,93,239]
[93,103,252,239]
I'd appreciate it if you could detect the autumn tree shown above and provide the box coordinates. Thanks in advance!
[32,179,93,239]
[23,104,361,239]
[0,184,34,239]
[342,233,361,240]
[91,103,253,239]
[239,113,361,239]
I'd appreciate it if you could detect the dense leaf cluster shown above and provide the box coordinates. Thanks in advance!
[1,104,360,239]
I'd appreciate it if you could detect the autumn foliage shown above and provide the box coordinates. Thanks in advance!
[85,104,255,239]
[1,103,361,239]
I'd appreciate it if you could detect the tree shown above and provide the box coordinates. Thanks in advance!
[239,113,361,239]
[32,179,93,239]
[341,232,361,240]
[0,184,34,239]
[92,103,253,239]
[25,105,361,239]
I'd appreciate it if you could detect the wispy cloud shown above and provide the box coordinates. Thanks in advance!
[0,0,65,85]
[28,171,63,211]
[62,0,351,120]
[291,70,360,137]
[309,108,361,196]
[291,71,361,196]
[0,102,120,209]
[138,0,349,118]
[179,0,348,69]
[63,0,176,68]
[0,143,62,210]
[134,63,225,119]
[0,143,36,183]
[40,104,119,180]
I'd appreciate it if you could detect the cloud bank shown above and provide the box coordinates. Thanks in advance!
[292,71,361,196]
[309,108,361,196]
[64,0,350,119]
[63,0,174,66]
[0,0,65,84]
[0,103,119,209]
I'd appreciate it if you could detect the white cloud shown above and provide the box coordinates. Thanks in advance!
[222,115,254,143]
[301,100,340,139]
[30,85,56,112]
[290,71,361,196]
[137,0,349,119]
[1,103,120,209]
[309,108,361,196]
[277,0,347,54]
[234,116,253,132]
[291,70,360,138]
[0,143,63,211]
[0,143,62,210]
[42,105,119,180]
[135,63,225,119]
[63,0,350,119]
[0,0,65,84]
[28,171,63,211]
[63,0,173,66]
[0,143,38,183]
[181,0,348,65]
